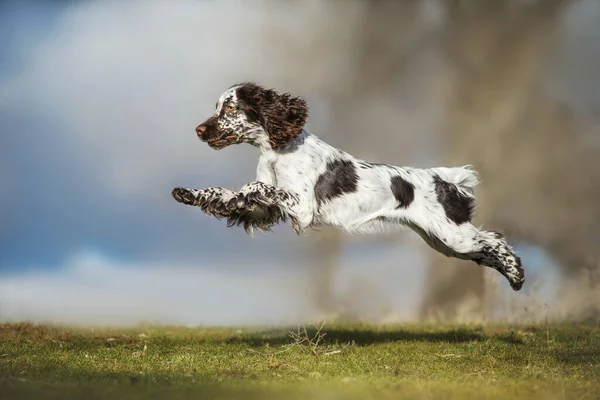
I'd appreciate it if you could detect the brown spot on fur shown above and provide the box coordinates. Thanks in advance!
[236,83,308,149]
[433,174,475,224]
[390,175,415,209]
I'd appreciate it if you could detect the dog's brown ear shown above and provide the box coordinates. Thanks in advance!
[236,83,308,149]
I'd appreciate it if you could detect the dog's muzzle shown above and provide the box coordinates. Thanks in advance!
[196,124,240,149]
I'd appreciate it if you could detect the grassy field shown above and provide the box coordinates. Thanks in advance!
[0,322,598,399]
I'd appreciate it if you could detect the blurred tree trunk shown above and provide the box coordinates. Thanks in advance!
[421,0,600,322]
[309,0,429,318]
[502,98,600,320]
[308,226,342,316]
[422,0,558,319]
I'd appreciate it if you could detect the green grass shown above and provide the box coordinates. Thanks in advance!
[1,322,599,399]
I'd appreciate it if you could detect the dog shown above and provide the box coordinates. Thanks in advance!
[172,83,525,291]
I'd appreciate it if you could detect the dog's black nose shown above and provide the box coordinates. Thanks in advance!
[196,125,206,137]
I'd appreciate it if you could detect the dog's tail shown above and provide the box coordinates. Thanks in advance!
[430,165,480,197]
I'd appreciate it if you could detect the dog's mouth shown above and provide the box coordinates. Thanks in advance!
[204,134,240,150]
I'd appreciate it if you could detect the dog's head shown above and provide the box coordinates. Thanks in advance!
[196,83,308,150]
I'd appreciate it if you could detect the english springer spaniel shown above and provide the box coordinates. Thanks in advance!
[172,83,525,291]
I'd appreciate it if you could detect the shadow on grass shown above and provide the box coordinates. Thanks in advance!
[0,376,272,400]
[554,348,600,365]
[0,323,526,349]
[226,327,490,347]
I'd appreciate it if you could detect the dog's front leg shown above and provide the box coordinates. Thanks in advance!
[172,186,236,219]
[225,182,304,233]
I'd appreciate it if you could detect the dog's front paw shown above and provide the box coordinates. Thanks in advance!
[172,187,201,206]
[225,193,252,211]
[228,183,277,211]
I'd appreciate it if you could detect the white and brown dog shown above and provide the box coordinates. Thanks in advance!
[172,83,525,291]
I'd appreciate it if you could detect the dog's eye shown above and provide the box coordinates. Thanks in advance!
[224,105,236,114]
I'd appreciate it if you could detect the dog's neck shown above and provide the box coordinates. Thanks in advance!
[257,128,312,155]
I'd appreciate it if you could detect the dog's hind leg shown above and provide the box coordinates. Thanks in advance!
[465,229,524,291]
[408,218,525,291]
[399,169,524,291]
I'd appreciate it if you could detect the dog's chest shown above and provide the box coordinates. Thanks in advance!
[271,154,319,195]
[267,159,278,186]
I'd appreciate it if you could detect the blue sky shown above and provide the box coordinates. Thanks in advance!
[0,0,432,324]
[1,0,597,325]
[0,0,304,271]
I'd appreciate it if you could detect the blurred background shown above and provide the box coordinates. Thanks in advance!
[0,0,598,326]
